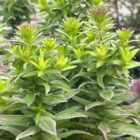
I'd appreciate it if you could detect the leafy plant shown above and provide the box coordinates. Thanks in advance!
[0,0,140,140]
[38,0,104,35]
[1,0,34,37]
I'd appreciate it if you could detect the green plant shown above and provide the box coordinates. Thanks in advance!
[1,1,140,140]
[1,0,34,37]
[39,0,104,35]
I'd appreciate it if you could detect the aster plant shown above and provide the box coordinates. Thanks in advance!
[0,1,140,140]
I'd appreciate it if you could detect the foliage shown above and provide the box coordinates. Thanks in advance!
[1,0,34,37]
[0,0,140,140]
[38,0,105,35]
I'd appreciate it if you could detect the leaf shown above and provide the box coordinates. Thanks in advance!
[64,89,79,100]
[99,90,114,100]
[73,96,92,106]
[0,126,20,136]
[39,0,48,9]
[63,65,77,71]
[43,83,50,96]
[16,126,40,140]
[38,116,57,136]
[110,78,129,89]
[56,106,81,114]
[51,80,72,93]
[56,112,87,120]
[108,59,122,65]
[56,106,86,120]
[0,115,31,127]
[58,130,93,139]
[96,69,105,89]
[71,72,92,81]
[22,71,38,77]
[34,112,41,125]
[96,61,104,68]
[98,122,110,140]
[111,122,140,138]
[35,133,60,140]
[42,94,67,105]
[24,92,37,107]
[85,101,105,111]
[126,61,140,69]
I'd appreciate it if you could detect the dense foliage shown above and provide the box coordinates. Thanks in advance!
[0,0,33,37]
[0,0,140,140]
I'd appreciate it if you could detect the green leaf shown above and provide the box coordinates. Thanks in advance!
[85,101,105,111]
[73,96,92,106]
[35,133,60,140]
[96,69,105,89]
[0,79,7,94]
[56,106,86,120]
[56,112,87,120]
[58,130,93,139]
[0,115,31,127]
[111,122,140,138]
[0,126,20,136]
[24,92,37,107]
[34,112,41,125]
[63,65,77,71]
[42,94,67,105]
[98,122,110,140]
[43,83,50,96]
[16,126,40,140]
[38,116,57,136]
[56,106,81,114]
[110,78,129,89]
[22,71,38,77]
[126,61,140,69]
[99,90,114,100]
[39,0,48,10]
[51,80,72,93]
[96,60,104,68]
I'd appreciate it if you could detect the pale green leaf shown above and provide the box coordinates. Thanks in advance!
[43,83,50,96]
[42,94,67,105]
[34,112,41,125]
[98,122,110,140]
[58,130,93,139]
[0,115,31,127]
[99,90,114,100]
[51,80,72,93]
[85,101,105,111]
[38,116,57,136]
[96,69,105,89]
[24,93,37,107]
[16,126,40,140]
[0,126,20,136]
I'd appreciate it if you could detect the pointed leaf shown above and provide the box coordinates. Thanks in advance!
[34,112,41,125]
[99,90,114,100]
[42,94,67,105]
[56,106,86,120]
[98,122,110,140]
[96,69,105,89]
[16,126,40,140]
[85,102,105,111]
[56,112,87,120]
[0,126,20,136]
[25,93,37,107]
[38,116,57,136]
[43,83,50,95]
[0,115,31,127]
[51,80,72,93]
[58,130,93,139]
